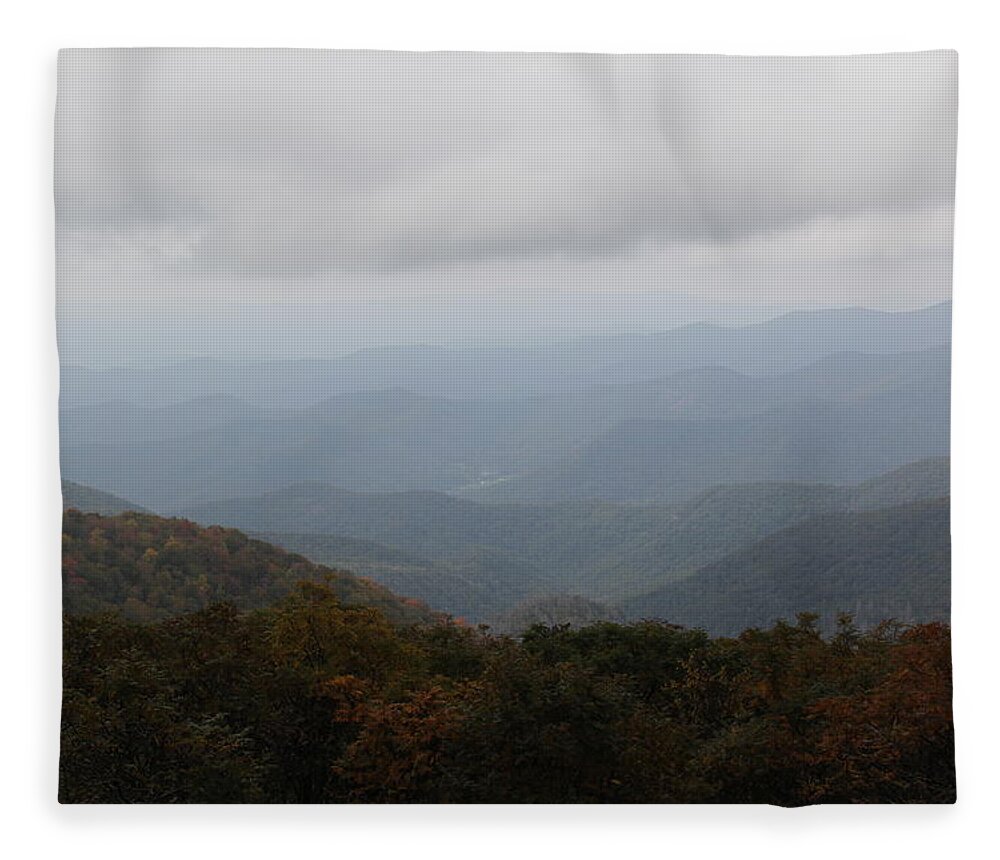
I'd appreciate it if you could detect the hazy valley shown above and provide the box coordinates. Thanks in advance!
[60,303,951,635]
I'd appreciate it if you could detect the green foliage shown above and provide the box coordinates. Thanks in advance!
[630,498,951,635]
[61,509,438,625]
[60,586,955,804]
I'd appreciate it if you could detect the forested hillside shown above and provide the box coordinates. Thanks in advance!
[177,459,950,622]
[61,582,955,804]
[61,510,437,625]
[58,490,955,805]
[630,498,950,634]
[61,480,149,516]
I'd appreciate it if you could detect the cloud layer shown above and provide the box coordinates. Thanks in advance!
[57,50,957,271]
[54,49,958,362]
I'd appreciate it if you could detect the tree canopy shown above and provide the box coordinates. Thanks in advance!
[60,583,955,804]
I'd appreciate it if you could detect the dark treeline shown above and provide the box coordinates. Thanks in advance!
[60,580,955,805]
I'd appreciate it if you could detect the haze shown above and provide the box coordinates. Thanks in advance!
[55,49,957,367]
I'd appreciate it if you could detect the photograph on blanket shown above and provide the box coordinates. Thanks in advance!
[56,49,957,804]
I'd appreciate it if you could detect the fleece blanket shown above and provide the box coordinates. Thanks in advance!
[56,49,957,804]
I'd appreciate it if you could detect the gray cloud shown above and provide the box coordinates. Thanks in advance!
[56,49,957,277]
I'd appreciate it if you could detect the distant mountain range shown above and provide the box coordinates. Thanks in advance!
[62,455,950,632]
[58,302,952,632]
[173,458,949,623]
[60,344,949,510]
[463,388,947,504]
[60,301,951,409]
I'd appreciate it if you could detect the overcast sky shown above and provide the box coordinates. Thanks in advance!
[55,49,958,365]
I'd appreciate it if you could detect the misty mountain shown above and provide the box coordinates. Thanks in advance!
[579,456,950,598]
[60,302,950,409]
[61,480,150,516]
[460,390,949,504]
[60,345,948,510]
[627,498,950,636]
[59,394,270,446]
[178,458,949,621]
[254,530,546,622]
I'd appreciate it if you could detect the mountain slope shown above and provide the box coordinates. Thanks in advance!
[59,394,269,446]
[61,510,438,625]
[61,480,151,515]
[466,391,948,504]
[256,530,540,622]
[179,458,949,621]
[627,498,950,635]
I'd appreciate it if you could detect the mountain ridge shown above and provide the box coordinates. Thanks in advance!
[59,302,951,409]
[61,345,949,509]
[626,497,951,635]
[174,458,950,621]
